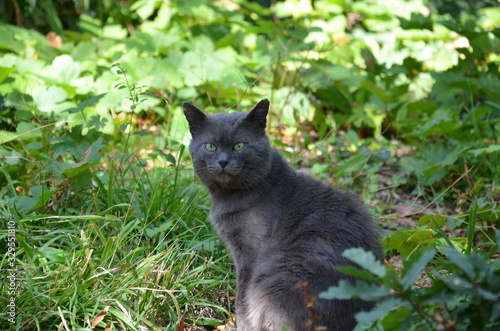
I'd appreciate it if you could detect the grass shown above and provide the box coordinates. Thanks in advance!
[0,147,234,330]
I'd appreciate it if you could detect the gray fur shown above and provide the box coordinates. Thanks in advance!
[183,99,383,331]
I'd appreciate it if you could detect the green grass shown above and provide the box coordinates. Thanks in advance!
[0,152,234,330]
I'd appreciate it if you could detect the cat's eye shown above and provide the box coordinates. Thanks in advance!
[205,143,217,151]
[233,143,245,151]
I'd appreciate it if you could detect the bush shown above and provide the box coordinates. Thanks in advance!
[322,233,500,330]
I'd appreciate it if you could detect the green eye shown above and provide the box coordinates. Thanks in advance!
[233,142,245,151]
[205,143,217,151]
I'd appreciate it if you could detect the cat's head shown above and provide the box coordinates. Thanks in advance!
[183,99,273,191]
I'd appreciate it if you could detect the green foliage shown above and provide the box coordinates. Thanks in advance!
[0,0,499,329]
[321,240,500,331]
[321,195,500,330]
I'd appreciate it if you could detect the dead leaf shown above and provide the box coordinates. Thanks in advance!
[216,314,237,330]
[176,319,184,331]
[104,322,114,331]
[392,204,421,216]
[82,146,91,161]
[388,255,403,272]
[91,305,109,328]
[47,32,63,49]
[76,161,89,168]
[395,144,414,158]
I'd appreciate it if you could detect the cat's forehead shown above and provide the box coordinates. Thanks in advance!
[207,112,246,131]
[208,111,247,123]
[202,111,252,142]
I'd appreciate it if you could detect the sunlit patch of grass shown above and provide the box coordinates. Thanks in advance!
[0,155,233,330]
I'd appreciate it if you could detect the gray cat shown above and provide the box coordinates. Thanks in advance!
[183,99,382,331]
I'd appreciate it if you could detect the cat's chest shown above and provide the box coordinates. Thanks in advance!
[209,203,278,257]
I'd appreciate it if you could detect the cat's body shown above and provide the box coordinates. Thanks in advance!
[183,99,382,331]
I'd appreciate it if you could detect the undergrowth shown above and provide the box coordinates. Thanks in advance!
[1,0,499,330]
[0,66,233,330]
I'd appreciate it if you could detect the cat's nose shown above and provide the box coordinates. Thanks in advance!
[218,160,228,169]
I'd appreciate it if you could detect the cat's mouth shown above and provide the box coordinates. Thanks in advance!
[214,172,233,183]
[207,167,241,183]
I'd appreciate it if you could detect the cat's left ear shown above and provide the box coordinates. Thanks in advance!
[183,102,206,136]
[245,99,269,130]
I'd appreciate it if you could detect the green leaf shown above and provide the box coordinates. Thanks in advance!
[50,55,81,84]
[0,130,18,144]
[196,317,224,327]
[418,215,446,227]
[41,0,64,35]
[319,279,390,301]
[0,26,24,52]
[120,123,129,132]
[133,130,149,137]
[360,80,391,102]
[355,298,403,323]
[0,67,15,84]
[27,142,43,150]
[32,86,69,113]
[336,266,380,282]
[15,196,39,213]
[310,163,330,175]
[83,137,106,163]
[38,246,65,263]
[174,0,207,14]
[77,14,103,37]
[477,7,500,30]
[401,248,435,290]
[469,144,500,157]
[62,162,94,177]
[65,93,107,114]
[155,148,177,164]
[145,220,173,238]
[15,186,55,212]
[131,0,157,20]
[342,248,386,278]
[114,153,134,161]
[398,13,433,30]
[381,306,413,330]
[71,40,98,62]
[384,229,436,260]
[102,19,128,39]
[441,247,475,279]
[400,142,468,185]
[337,153,371,175]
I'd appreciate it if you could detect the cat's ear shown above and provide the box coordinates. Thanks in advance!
[245,99,269,130]
[183,102,207,136]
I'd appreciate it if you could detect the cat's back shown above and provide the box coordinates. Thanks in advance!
[273,168,382,259]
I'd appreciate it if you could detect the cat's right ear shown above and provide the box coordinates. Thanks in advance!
[245,99,270,131]
[183,102,206,136]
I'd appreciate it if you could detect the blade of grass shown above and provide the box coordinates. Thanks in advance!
[466,199,478,255]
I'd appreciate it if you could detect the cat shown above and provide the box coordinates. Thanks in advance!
[183,99,383,331]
